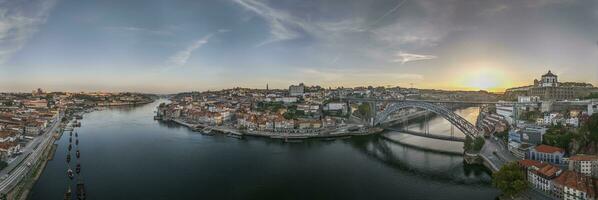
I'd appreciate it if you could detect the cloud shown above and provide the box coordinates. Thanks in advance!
[167,35,211,66]
[166,29,231,66]
[391,52,437,64]
[104,26,172,36]
[370,0,409,27]
[0,0,58,64]
[233,0,305,46]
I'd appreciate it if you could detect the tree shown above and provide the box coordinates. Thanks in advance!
[464,136,473,152]
[492,162,528,197]
[0,161,7,170]
[582,114,598,143]
[473,137,485,151]
[357,103,371,118]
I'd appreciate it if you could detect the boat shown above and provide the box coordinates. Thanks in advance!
[64,186,72,200]
[69,137,72,143]
[67,168,74,179]
[75,132,78,137]
[76,150,80,158]
[201,127,215,135]
[68,144,72,151]
[76,163,81,174]
[67,154,71,163]
[70,132,72,137]
[76,180,87,200]
[226,133,243,139]
[76,139,79,145]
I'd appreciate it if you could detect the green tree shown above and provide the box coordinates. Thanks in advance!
[464,136,473,152]
[0,161,7,170]
[473,137,485,151]
[492,162,528,198]
[543,124,576,150]
[357,103,371,118]
[582,114,598,143]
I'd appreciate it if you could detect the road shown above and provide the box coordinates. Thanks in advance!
[480,137,517,172]
[0,113,63,194]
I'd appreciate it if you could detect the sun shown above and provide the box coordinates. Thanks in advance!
[458,67,511,92]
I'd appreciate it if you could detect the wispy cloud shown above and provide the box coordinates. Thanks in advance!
[104,26,172,36]
[0,0,58,64]
[167,29,229,66]
[233,0,304,46]
[391,51,437,64]
[370,0,409,28]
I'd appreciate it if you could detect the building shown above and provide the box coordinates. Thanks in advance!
[519,96,541,103]
[505,70,598,100]
[519,160,563,195]
[540,70,559,87]
[289,83,305,97]
[527,144,566,165]
[496,103,515,124]
[553,170,597,200]
[569,155,598,178]
[589,101,598,116]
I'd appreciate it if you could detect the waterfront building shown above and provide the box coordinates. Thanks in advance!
[527,144,566,165]
[569,155,598,178]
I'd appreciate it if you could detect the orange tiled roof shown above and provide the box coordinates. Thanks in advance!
[534,144,565,154]
[569,155,598,161]
[518,159,546,168]
[536,164,560,178]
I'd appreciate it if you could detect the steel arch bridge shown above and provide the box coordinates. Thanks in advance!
[375,101,481,138]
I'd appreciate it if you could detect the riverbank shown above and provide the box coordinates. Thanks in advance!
[166,119,383,141]
[96,100,154,107]
[7,131,58,200]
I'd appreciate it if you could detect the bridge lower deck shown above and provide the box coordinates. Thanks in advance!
[384,128,466,142]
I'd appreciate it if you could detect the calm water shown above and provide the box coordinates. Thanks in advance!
[29,100,499,200]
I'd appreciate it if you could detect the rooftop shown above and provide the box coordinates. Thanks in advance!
[534,144,565,154]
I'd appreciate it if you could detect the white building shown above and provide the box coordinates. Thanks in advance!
[568,155,598,178]
[496,103,515,124]
[589,101,598,116]
[519,96,540,103]
[541,70,559,87]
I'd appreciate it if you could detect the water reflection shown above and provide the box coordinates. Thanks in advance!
[346,136,492,185]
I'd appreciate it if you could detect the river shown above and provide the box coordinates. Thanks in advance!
[29,100,499,199]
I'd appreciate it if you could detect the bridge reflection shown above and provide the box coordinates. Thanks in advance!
[346,135,492,185]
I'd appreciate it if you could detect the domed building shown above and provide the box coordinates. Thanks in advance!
[505,70,597,100]
[540,70,558,87]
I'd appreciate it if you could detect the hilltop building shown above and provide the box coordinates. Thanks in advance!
[505,70,598,100]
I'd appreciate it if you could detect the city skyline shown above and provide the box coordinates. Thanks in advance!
[1,0,598,93]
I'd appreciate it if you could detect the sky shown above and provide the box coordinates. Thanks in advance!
[0,0,597,93]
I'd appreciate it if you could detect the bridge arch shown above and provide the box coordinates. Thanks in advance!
[375,101,480,138]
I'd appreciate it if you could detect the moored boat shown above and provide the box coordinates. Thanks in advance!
[67,168,74,179]
[64,186,72,200]
[226,133,243,139]
[76,180,86,200]
[76,150,80,158]
[76,163,81,174]
[67,154,71,163]
[201,127,215,135]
